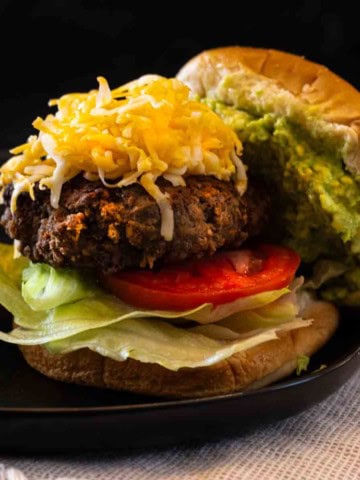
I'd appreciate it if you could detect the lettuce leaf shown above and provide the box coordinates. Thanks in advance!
[185,286,290,323]
[296,355,310,375]
[44,318,311,370]
[0,293,208,344]
[217,278,303,333]
[0,268,45,325]
[22,263,99,311]
[0,245,312,371]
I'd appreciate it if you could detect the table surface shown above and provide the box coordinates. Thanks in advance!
[0,369,359,480]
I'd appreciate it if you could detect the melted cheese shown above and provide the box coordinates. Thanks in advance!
[0,76,246,240]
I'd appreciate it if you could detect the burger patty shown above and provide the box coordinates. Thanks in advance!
[1,176,269,273]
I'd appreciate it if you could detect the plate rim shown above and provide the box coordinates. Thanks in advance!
[1,342,358,415]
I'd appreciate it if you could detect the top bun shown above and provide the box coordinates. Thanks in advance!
[177,46,360,175]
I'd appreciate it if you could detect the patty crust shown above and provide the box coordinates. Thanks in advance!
[1,176,268,273]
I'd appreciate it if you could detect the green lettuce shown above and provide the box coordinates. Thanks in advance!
[296,355,310,375]
[218,289,301,333]
[0,292,209,344]
[45,318,311,370]
[0,266,44,325]
[0,246,312,371]
[185,286,291,324]
[22,263,98,311]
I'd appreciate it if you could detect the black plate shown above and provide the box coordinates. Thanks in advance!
[0,307,359,452]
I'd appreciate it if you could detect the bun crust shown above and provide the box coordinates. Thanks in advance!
[177,46,360,174]
[19,300,338,398]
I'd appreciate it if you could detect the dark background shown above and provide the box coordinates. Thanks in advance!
[0,0,359,148]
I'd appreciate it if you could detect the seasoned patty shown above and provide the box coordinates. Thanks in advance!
[1,176,269,273]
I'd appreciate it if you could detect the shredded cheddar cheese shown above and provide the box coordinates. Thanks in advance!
[0,75,246,240]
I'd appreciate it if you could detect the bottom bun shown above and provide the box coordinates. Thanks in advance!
[19,300,339,398]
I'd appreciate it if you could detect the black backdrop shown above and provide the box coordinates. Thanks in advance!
[0,1,359,148]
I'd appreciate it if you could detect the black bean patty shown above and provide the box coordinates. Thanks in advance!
[1,176,269,273]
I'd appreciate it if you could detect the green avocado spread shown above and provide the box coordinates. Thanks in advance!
[204,99,360,304]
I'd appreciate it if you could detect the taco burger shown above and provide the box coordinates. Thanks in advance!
[1,46,357,398]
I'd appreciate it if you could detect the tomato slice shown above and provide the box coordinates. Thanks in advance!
[102,244,300,311]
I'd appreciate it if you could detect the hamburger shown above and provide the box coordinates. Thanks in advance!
[1,45,357,398]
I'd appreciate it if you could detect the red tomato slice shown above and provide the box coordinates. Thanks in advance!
[102,244,301,311]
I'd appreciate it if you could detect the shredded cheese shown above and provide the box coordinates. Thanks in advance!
[0,75,246,240]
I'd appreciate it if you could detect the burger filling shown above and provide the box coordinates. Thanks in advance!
[0,243,312,371]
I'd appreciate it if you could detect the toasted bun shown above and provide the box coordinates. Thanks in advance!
[19,299,338,398]
[177,46,360,175]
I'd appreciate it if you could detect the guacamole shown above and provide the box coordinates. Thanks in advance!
[204,100,360,304]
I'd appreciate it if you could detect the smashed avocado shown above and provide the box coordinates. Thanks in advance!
[206,100,360,304]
